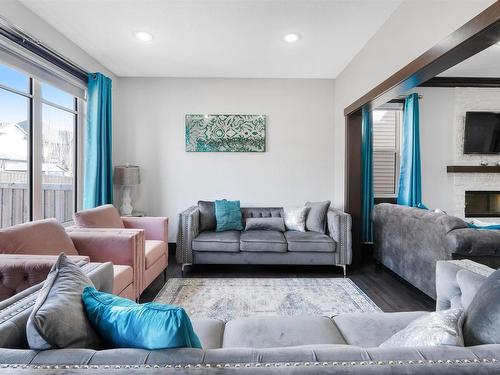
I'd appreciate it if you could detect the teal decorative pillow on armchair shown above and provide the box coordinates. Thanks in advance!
[215,199,243,232]
[82,287,202,350]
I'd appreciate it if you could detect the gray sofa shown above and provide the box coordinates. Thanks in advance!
[1,259,500,374]
[373,203,500,298]
[176,204,352,275]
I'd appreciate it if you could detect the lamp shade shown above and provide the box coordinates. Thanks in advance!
[113,165,140,186]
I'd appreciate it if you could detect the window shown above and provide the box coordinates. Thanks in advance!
[0,63,82,227]
[372,109,402,198]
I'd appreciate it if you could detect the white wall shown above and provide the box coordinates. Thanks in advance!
[115,78,335,241]
[411,87,456,213]
[332,0,496,208]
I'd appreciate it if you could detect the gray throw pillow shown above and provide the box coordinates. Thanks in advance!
[198,201,216,231]
[463,268,500,346]
[284,206,307,232]
[379,309,464,348]
[245,218,285,232]
[26,253,102,350]
[305,201,331,234]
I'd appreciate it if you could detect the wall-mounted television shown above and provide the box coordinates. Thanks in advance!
[464,111,500,154]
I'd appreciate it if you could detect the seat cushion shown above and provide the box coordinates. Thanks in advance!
[284,231,336,252]
[223,316,346,348]
[191,318,225,349]
[73,205,124,229]
[333,311,427,347]
[240,230,287,252]
[0,219,79,256]
[145,240,167,269]
[112,265,133,296]
[192,231,240,252]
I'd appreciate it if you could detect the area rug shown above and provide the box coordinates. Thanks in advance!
[154,278,381,321]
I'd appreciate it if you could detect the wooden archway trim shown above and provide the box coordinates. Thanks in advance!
[344,2,500,266]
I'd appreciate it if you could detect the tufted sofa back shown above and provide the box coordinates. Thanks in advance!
[0,255,89,302]
[240,207,283,226]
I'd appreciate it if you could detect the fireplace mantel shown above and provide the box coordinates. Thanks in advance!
[447,165,500,173]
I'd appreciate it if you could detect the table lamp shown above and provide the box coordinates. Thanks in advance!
[113,164,140,216]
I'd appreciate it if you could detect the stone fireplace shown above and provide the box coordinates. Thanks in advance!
[453,173,500,219]
[465,191,500,218]
[449,88,500,220]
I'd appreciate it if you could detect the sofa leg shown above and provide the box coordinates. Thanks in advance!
[163,269,167,284]
[181,263,192,276]
[341,265,347,278]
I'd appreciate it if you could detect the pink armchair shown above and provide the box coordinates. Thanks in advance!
[72,204,168,295]
[0,219,141,300]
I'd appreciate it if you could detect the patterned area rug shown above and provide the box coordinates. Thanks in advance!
[154,278,381,321]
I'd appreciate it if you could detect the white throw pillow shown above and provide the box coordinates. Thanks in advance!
[283,206,307,232]
[379,309,464,348]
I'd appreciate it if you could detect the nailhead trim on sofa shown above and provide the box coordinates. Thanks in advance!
[0,358,498,370]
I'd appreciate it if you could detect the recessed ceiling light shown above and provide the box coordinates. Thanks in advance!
[134,31,153,42]
[282,33,301,43]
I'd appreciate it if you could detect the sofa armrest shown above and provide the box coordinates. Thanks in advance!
[435,260,494,312]
[122,216,169,242]
[176,206,200,265]
[66,228,145,298]
[447,228,500,257]
[327,208,352,266]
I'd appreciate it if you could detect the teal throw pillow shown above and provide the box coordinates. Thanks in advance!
[82,287,202,350]
[215,199,243,232]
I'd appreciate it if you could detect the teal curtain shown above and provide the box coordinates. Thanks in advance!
[397,93,422,207]
[83,73,113,209]
[361,106,374,243]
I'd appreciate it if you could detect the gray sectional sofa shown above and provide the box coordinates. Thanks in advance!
[176,204,352,275]
[373,203,500,299]
[1,259,499,374]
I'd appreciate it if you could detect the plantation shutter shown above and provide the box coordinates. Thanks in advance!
[373,110,400,197]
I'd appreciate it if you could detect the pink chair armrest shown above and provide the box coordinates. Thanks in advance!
[121,217,169,242]
[66,228,145,298]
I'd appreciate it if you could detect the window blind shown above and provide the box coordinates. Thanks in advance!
[0,36,86,99]
[373,110,400,197]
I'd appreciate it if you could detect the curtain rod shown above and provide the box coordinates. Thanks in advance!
[396,94,423,99]
[0,15,89,82]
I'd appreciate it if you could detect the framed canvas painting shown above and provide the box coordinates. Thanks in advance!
[185,114,266,152]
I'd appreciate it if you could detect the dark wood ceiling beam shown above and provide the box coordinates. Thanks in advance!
[419,76,500,87]
[344,1,500,115]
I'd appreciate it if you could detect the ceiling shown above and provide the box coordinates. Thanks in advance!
[20,0,401,78]
[439,43,500,77]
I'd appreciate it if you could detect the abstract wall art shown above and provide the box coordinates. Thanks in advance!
[185,114,266,152]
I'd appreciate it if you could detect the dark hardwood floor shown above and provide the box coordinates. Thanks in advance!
[140,248,435,313]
